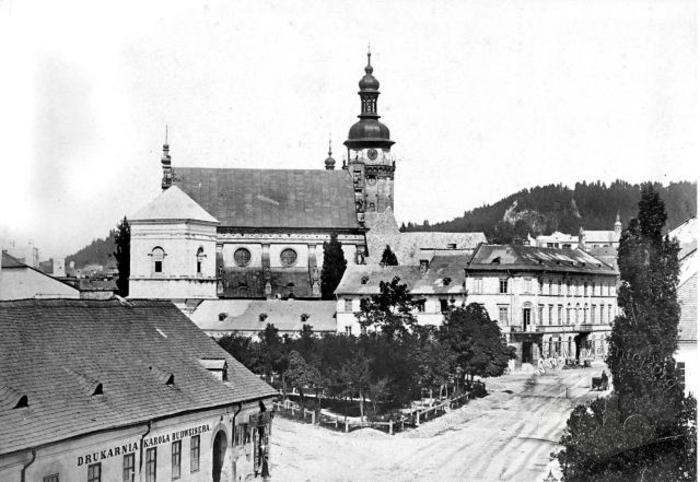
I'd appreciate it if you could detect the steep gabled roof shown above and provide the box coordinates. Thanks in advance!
[173,167,361,230]
[0,299,276,455]
[129,185,219,224]
[467,244,618,275]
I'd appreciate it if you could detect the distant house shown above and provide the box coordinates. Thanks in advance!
[189,299,338,339]
[0,251,79,300]
[335,252,468,334]
[532,214,623,251]
[0,298,276,482]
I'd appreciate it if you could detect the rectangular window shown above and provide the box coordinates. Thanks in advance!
[608,305,613,323]
[440,299,449,312]
[557,305,563,325]
[524,278,532,293]
[584,282,588,296]
[190,435,200,473]
[566,306,571,324]
[607,282,612,296]
[146,448,157,482]
[196,260,202,274]
[548,280,552,295]
[172,441,181,480]
[88,463,101,482]
[566,281,571,296]
[498,306,508,324]
[538,279,544,294]
[344,325,352,335]
[473,278,483,294]
[548,305,553,326]
[591,305,596,323]
[154,260,163,273]
[538,305,544,325]
[416,299,426,313]
[557,281,562,295]
[600,305,605,323]
[344,299,353,312]
[123,453,135,482]
[499,279,508,294]
[244,423,251,444]
[44,475,59,482]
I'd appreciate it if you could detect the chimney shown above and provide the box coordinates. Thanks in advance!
[578,226,586,250]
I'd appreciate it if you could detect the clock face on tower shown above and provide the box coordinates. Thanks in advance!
[367,148,378,161]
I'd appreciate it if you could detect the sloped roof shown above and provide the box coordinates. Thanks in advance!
[173,167,361,230]
[467,244,618,275]
[191,299,337,333]
[0,299,276,455]
[129,185,219,224]
[670,217,698,261]
[335,254,468,296]
[1,251,25,269]
[678,271,697,342]
[583,230,620,244]
[587,246,619,271]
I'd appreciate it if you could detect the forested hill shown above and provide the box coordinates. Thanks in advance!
[402,180,696,242]
[66,230,116,269]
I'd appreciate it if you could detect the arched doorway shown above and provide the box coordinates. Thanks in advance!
[212,430,228,482]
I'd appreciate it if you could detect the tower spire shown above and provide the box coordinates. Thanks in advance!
[161,125,173,190]
[324,134,336,170]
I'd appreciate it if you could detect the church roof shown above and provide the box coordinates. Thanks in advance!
[129,185,219,224]
[173,168,361,230]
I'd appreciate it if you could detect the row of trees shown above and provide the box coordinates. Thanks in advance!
[556,184,696,481]
[219,279,515,419]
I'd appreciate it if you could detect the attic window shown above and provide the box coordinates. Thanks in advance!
[447,243,457,249]
[92,383,103,396]
[199,359,228,382]
[149,366,175,386]
[218,312,228,322]
[443,277,452,286]
[14,395,28,409]
[361,275,370,285]
[300,313,310,322]
[491,257,501,264]
[166,374,175,385]
[259,313,268,322]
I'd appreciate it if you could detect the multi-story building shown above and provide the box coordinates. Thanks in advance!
[465,244,619,365]
[532,214,622,250]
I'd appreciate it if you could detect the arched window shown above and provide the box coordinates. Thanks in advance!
[151,247,166,274]
[575,303,580,324]
[583,303,589,323]
[196,247,205,275]
[566,304,571,324]
[280,248,297,267]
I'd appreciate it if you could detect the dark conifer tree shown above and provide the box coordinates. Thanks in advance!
[113,216,130,297]
[380,245,398,266]
[321,233,347,300]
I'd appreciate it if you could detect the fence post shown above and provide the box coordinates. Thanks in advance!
[345,420,349,433]
[416,411,420,426]
[389,420,393,435]
[311,410,316,425]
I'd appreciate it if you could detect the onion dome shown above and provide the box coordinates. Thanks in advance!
[324,140,336,170]
[344,50,394,150]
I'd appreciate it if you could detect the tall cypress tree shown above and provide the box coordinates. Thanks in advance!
[113,216,130,297]
[321,233,347,300]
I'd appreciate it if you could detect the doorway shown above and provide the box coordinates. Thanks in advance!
[212,430,228,482]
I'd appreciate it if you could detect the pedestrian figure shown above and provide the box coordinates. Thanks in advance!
[601,370,608,390]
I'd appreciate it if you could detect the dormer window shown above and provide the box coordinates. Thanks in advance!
[361,275,370,285]
[199,359,228,382]
[14,394,28,408]
[491,257,501,264]
[92,383,103,396]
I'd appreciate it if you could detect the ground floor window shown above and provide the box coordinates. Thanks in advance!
[190,435,200,473]
[146,448,157,482]
[123,453,135,482]
[43,475,59,482]
[88,463,101,482]
[498,306,508,324]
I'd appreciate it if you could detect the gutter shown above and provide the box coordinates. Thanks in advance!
[138,421,152,480]
[20,448,36,482]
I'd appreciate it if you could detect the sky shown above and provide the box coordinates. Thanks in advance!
[0,0,697,259]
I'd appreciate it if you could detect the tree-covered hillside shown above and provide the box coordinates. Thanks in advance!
[402,180,696,241]
[66,230,116,269]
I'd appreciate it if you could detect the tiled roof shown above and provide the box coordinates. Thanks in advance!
[583,230,620,244]
[335,254,468,296]
[670,217,698,261]
[129,185,219,224]
[191,299,337,333]
[587,246,619,271]
[0,299,276,455]
[678,272,697,342]
[467,244,618,275]
[173,168,361,230]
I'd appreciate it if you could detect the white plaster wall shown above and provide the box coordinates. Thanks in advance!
[222,243,263,268]
[269,244,309,268]
[0,268,80,300]
[129,279,217,299]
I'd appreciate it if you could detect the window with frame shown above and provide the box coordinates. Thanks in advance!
[574,304,580,324]
[190,435,200,473]
[88,463,101,482]
[608,305,613,323]
[538,305,544,325]
[146,447,157,482]
[171,440,181,480]
[280,248,297,267]
[234,248,252,267]
[344,299,353,312]
[600,305,605,323]
[557,280,562,295]
[152,247,165,274]
[548,279,552,295]
[548,305,553,325]
[344,325,352,335]
[583,304,589,323]
[538,279,544,294]
[607,282,612,296]
[583,282,588,296]
[566,305,571,324]
[498,306,508,324]
[416,299,426,313]
[196,247,205,275]
[123,453,135,482]
[473,277,483,294]
[440,299,449,312]
[43,475,59,482]
[566,281,571,295]
[524,278,532,294]
[499,279,508,294]
[591,304,596,323]
[557,305,563,325]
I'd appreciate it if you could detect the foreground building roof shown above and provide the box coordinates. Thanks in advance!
[173,167,361,230]
[466,244,618,276]
[191,299,337,334]
[0,298,276,455]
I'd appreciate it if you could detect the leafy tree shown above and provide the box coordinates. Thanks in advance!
[438,304,515,389]
[218,334,258,372]
[556,183,696,481]
[258,323,287,379]
[113,216,130,297]
[380,245,399,266]
[412,325,455,398]
[355,277,416,340]
[285,351,321,409]
[367,377,390,419]
[321,233,347,300]
[340,352,372,421]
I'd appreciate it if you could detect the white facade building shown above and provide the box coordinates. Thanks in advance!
[465,244,619,365]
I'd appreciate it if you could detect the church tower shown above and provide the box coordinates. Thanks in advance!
[344,50,395,217]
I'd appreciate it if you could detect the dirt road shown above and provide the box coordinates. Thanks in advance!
[270,365,604,481]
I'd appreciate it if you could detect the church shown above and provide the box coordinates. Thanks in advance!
[129,52,484,303]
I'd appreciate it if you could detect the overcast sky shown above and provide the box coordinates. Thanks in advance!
[0,0,696,258]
